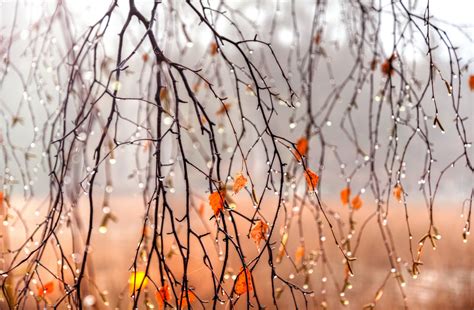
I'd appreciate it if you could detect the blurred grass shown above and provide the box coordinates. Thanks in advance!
[10,198,473,309]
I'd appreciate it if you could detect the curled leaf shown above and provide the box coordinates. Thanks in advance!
[235,268,253,295]
[304,168,319,191]
[293,137,309,161]
[340,187,350,205]
[209,191,225,216]
[233,172,248,194]
[250,220,269,246]
[351,195,363,210]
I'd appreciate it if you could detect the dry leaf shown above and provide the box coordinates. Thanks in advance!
[293,137,309,161]
[235,268,253,295]
[340,187,350,205]
[469,75,474,91]
[381,54,396,76]
[156,284,171,308]
[233,172,248,194]
[381,60,394,76]
[250,220,269,245]
[209,191,225,216]
[160,88,169,102]
[314,30,322,45]
[129,271,148,293]
[180,290,196,307]
[216,102,232,116]
[393,185,403,202]
[304,168,319,191]
[38,281,54,297]
[370,59,377,71]
[295,245,305,265]
[351,195,363,210]
[210,42,218,55]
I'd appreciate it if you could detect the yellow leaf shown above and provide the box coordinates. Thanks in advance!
[129,271,148,293]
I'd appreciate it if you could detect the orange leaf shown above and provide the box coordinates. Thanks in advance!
[295,245,305,265]
[293,137,309,161]
[156,284,171,308]
[216,102,231,116]
[0,191,3,207]
[233,172,248,194]
[304,168,319,191]
[340,187,350,205]
[179,290,196,307]
[209,191,225,216]
[210,42,218,56]
[393,185,403,202]
[160,88,169,102]
[469,75,474,91]
[142,52,149,62]
[351,195,363,210]
[37,281,54,297]
[235,268,253,295]
[250,220,269,246]
[381,60,394,76]
[381,54,396,76]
